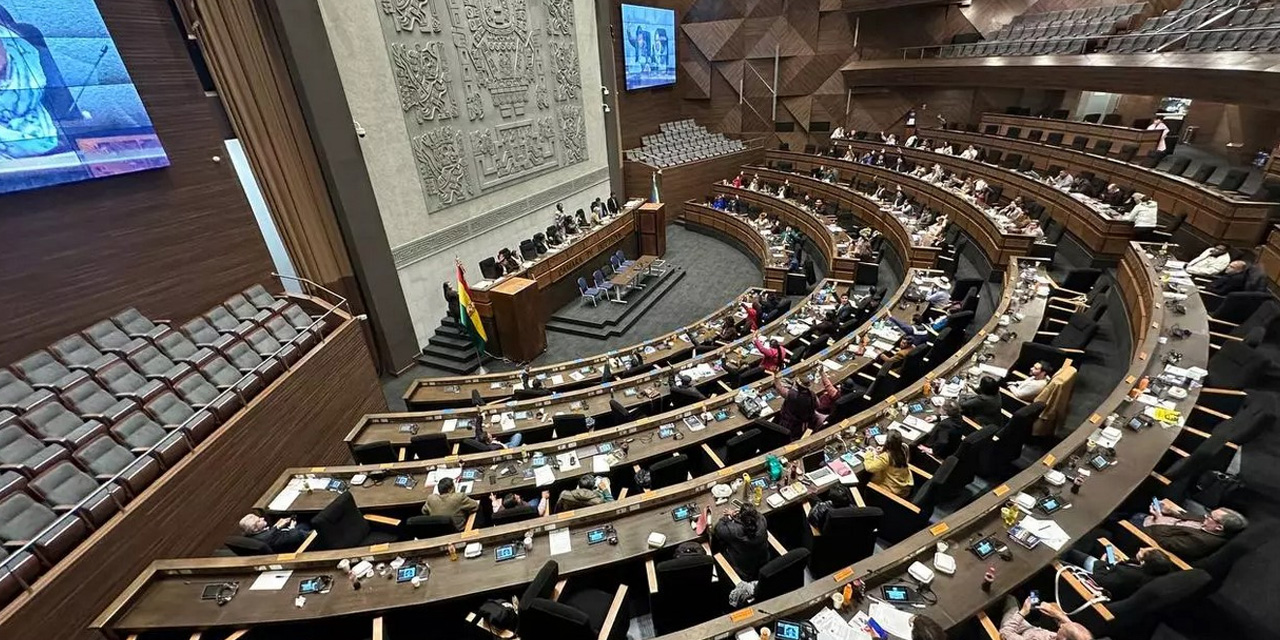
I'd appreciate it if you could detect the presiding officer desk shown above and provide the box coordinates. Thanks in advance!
[681,201,794,291]
[760,150,1039,268]
[346,279,858,452]
[93,256,1029,636]
[402,288,765,411]
[922,126,1279,246]
[834,139,1138,261]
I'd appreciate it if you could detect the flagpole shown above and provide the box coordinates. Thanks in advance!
[474,342,487,374]
[455,256,488,374]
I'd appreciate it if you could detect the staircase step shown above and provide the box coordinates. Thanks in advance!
[428,334,473,350]
[420,344,481,363]
[435,324,467,339]
[547,267,687,339]
[414,352,485,375]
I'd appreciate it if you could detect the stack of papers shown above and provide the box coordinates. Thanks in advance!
[868,602,915,639]
[268,488,300,511]
[533,465,556,487]
[442,418,459,432]
[810,607,872,640]
[1020,515,1070,550]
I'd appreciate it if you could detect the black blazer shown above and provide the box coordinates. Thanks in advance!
[1144,524,1228,560]
[250,526,309,553]
[607,196,619,213]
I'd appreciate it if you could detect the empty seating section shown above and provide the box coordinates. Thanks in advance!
[624,119,748,168]
[0,286,333,600]
[941,0,1280,56]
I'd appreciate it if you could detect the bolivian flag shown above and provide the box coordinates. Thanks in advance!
[456,260,487,354]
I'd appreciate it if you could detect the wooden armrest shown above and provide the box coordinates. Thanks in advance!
[451,443,460,455]
[962,416,983,431]
[717,380,733,393]
[1201,387,1247,396]
[364,514,401,527]
[801,502,821,536]
[767,531,787,555]
[713,553,744,584]
[857,371,876,382]
[1011,371,1028,379]
[372,617,384,640]
[295,529,318,553]
[398,448,406,462]
[1052,560,1114,621]
[552,578,568,601]
[617,487,629,500]
[1150,471,1172,485]
[909,464,933,480]
[463,512,477,532]
[1056,347,1085,355]
[597,584,629,640]
[1046,317,1068,326]
[702,443,726,469]
[187,633,202,640]
[850,487,866,508]
[1118,520,1191,570]
[976,612,1000,640]
[865,482,921,513]
[1097,538,1129,563]
[1191,404,1230,420]
[1000,388,1028,405]
[646,559,659,593]
[1209,331,1242,342]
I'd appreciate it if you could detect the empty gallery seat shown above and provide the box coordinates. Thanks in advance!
[0,548,42,606]
[223,339,285,382]
[198,357,264,400]
[28,461,125,527]
[111,308,170,341]
[127,346,194,386]
[82,320,149,358]
[96,360,166,403]
[153,331,217,368]
[59,381,138,425]
[244,327,300,366]
[0,371,54,413]
[280,303,329,336]
[0,425,69,478]
[223,294,269,323]
[181,317,237,353]
[263,315,318,352]
[12,351,89,393]
[205,306,251,335]
[243,284,282,310]
[171,371,241,422]
[0,492,88,564]
[143,392,218,442]
[72,435,161,497]
[20,403,105,449]
[109,410,190,467]
[48,335,117,375]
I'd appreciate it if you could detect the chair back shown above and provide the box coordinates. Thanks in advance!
[669,386,706,409]
[492,503,539,526]
[553,413,589,437]
[350,440,396,465]
[723,428,762,465]
[810,506,881,576]
[402,515,456,539]
[593,270,607,287]
[981,401,1044,480]
[751,418,794,449]
[900,344,933,381]
[754,548,811,601]
[578,277,591,294]
[408,433,450,460]
[609,399,632,424]
[652,554,718,634]
[521,560,561,609]
[521,598,594,640]
[1060,268,1102,292]
[1206,340,1263,390]
[1052,314,1098,350]
[311,492,370,550]
[1213,291,1273,324]
[1095,570,1212,638]
[225,535,273,556]
[947,310,976,334]
[650,453,690,489]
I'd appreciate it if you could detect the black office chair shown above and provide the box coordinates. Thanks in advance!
[553,413,589,437]
[1085,570,1212,640]
[1164,156,1191,176]
[751,418,795,448]
[492,503,540,526]
[669,385,706,409]
[718,428,762,466]
[1027,130,1044,142]
[1070,136,1088,151]
[1218,168,1249,192]
[350,440,397,464]
[479,257,501,280]
[408,433,450,461]
[1116,144,1139,162]
[471,389,484,407]
[1091,140,1112,156]
[402,515,458,538]
[520,240,538,261]
[609,399,638,426]
[225,535,273,556]
[1046,132,1065,145]
[649,554,721,634]
[753,548,811,601]
[649,453,690,489]
[1188,163,1217,184]
[979,401,1044,480]
[1204,340,1266,391]
[899,344,934,382]
[1038,313,1099,352]
[1083,113,1101,123]
[522,592,628,640]
[804,506,882,577]
[1053,268,1103,296]
[514,387,554,400]
[311,491,399,550]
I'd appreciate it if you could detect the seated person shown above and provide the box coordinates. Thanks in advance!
[877,336,915,372]
[238,514,311,553]
[490,490,550,518]
[1122,193,1158,229]
[864,431,914,497]
[999,597,1093,640]
[474,427,523,450]
[958,376,1003,426]
[813,369,840,424]
[1065,545,1175,600]
[807,483,853,531]
[1185,244,1230,276]
[1205,260,1257,296]
[1008,361,1053,401]
[575,208,590,228]
[712,503,770,580]
[1137,498,1247,560]
[888,314,934,345]
[497,248,520,274]
[555,475,613,511]
[960,145,979,160]
[1049,169,1074,190]
[1099,183,1126,207]
[423,477,479,530]
[917,400,966,459]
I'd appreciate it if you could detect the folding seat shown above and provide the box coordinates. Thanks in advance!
[0,492,88,564]
[223,294,273,324]
[111,308,170,341]
[204,305,254,336]
[1046,132,1065,145]
[72,435,160,497]
[59,381,138,424]
[181,317,237,353]
[170,370,242,422]
[20,402,105,448]
[12,351,89,393]
[1217,30,1242,50]
[242,284,284,311]
[28,460,125,526]
[95,359,166,404]
[244,327,301,366]
[198,356,264,401]
[223,339,286,384]
[126,345,194,386]
[109,410,189,468]
[82,320,149,359]
[262,315,319,353]
[0,425,68,478]
[0,371,54,413]
[143,391,219,442]
[46,336,116,378]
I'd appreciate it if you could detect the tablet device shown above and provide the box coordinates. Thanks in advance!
[299,577,327,595]
[1126,416,1150,431]
[1104,545,1118,566]
[200,584,225,600]
[774,620,803,640]
[671,505,694,521]
[1038,495,1063,514]
[1089,454,1110,470]
[1008,525,1042,550]
[597,442,615,454]
[970,537,997,559]
[398,423,419,434]
[750,477,768,490]
[326,479,347,492]
[586,528,609,545]
[868,426,883,437]
[396,565,418,583]
[909,403,925,413]
[495,544,519,562]
[881,584,916,603]
[714,409,731,421]
[460,469,481,481]
[659,426,676,439]
[395,475,416,489]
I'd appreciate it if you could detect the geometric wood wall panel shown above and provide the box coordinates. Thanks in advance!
[682,19,744,61]
[376,0,588,213]
[682,55,712,99]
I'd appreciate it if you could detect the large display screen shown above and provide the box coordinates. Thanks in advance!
[0,0,169,195]
[621,4,676,91]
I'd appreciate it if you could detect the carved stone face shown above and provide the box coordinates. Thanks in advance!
[483,0,511,28]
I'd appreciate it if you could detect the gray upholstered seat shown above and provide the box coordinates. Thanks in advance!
[181,317,237,352]
[0,492,88,563]
[154,331,216,368]
[82,320,149,358]
[224,339,285,382]
[58,381,138,424]
[143,392,218,442]
[109,410,190,467]
[0,425,68,478]
[48,335,116,374]
[0,371,54,413]
[172,371,241,422]
[244,328,300,366]
[96,360,166,403]
[28,461,124,526]
[111,308,169,341]
[205,305,246,334]
[72,435,160,496]
[263,315,319,352]
[11,351,89,393]
[20,403,105,448]
[126,345,193,385]
[224,294,266,322]
[243,284,281,310]
[199,357,263,400]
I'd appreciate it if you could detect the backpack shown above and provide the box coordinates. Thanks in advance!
[1190,470,1243,510]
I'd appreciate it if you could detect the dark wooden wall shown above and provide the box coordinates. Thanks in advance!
[0,0,274,365]
[0,318,387,640]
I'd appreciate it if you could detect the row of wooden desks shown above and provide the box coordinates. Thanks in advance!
[681,202,793,291]
[978,112,1165,157]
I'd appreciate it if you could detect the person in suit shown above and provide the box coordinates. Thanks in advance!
[1066,546,1174,600]
[423,477,479,530]
[877,336,915,373]
[712,503,770,580]
[1138,499,1247,560]
[606,192,620,214]
[958,376,1003,427]
[1206,260,1255,296]
[238,514,311,553]
[917,400,966,459]
[834,294,856,325]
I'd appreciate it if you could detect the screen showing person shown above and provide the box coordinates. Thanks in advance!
[0,0,170,195]
[620,4,676,90]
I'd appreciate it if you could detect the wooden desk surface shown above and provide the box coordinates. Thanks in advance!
[680,202,795,292]
[94,262,1034,634]
[402,289,763,410]
[834,140,1136,259]
[349,281,856,449]
[979,112,1163,155]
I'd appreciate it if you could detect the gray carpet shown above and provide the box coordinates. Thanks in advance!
[381,223,762,409]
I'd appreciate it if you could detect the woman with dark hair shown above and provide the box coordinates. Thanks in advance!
[910,615,948,640]
[918,400,965,459]
[775,374,817,439]
[958,376,1002,427]
[497,248,520,274]
[813,369,840,425]
[807,483,853,530]
[755,333,788,373]
[712,503,770,580]
[865,431,913,497]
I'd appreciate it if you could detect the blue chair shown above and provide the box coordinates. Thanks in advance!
[578,277,602,306]
[593,270,617,302]
[615,250,635,269]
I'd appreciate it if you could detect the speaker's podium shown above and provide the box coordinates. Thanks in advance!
[487,277,545,362]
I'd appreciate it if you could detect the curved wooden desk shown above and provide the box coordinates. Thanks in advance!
[978,112,1163,157]
[402,288,764,411]
[835,140,1136,260]
[763,150,1037,267]
[922,126,1278,245]
[681,201,791,291]
[92,259,1020,635]
[707,185,860,281]
[1261,225,1280,291]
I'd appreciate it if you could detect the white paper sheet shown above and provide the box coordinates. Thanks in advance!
[822,359,843,371]
[978,363,1009,379]
[534,465,556,487]
[305,478,330,491]
[593,456,611,473]
[1020,515,1071,551]
[550,374,565,385]
[250,570,293,591]
[810,608,862,640]
[868,601,915,639]
[268,489,300,512]
[549,528,572,556]
[442,419,458,432]
[556,452,582,472]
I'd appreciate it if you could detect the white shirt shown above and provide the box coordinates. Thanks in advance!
[1009,377,1048,401]
[1148,121,1169,152]
[960,148,979,160]
[831,127,845,139]
[1051,173,1074,190]
[1185,249,1230,276]
[1126,200,1159,228]
[905,135,918,148]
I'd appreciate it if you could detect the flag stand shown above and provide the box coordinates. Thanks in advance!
[474,343,487,375]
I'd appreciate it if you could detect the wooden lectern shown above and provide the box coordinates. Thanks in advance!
[487,277,545,362]
[637,202,667,257]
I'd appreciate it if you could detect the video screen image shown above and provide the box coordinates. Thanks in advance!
[621,3,676,91]
[0,0,169,195]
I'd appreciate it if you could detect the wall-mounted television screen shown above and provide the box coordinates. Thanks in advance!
[621,3,676,91]
[0,0,170,195]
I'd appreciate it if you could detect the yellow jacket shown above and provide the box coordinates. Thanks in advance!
[865,452,914,497]
[1032,363,1077,437]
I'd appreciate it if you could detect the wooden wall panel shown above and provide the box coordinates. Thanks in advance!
[0,0,274,365]
[0,318,387,640]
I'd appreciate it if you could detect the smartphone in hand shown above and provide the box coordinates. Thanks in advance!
[1150,497,1162,515]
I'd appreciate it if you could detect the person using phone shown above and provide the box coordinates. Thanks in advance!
[1067,545,1175,601]
[998,596,1093,639]
[237,513,312,553]
[1135,497,1248,560]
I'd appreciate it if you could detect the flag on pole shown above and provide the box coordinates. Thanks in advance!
[649,169,662,203]
[455,259,487,354]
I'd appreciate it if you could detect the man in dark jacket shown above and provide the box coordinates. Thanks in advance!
[1139,499,1247,560]
[712,504,770,580]
[834,294,856,325]
[239,513,311,553]
[1206,260,1260,296]
[957,376,1003,427]
[1092,548,1175,600]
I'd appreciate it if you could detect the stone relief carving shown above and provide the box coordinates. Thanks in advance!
[413,126,474,206]
[449,0,536,118]
[543,0,575,36]
[381,0,442,33]
[389,42,459,123]
[549,42,580,103]
[558,104,587,165]
[471,120,558,189]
